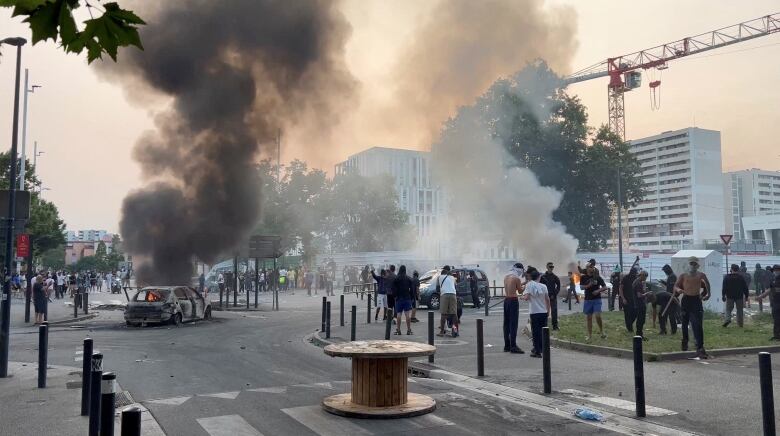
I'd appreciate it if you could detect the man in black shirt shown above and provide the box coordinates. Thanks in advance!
[632,271,651,339]
[723,264,749,327]
[619,267,639,332]
[581,265,607,341]
[540,262,561,330]
[757,264,780,340]
[468,271,480,309]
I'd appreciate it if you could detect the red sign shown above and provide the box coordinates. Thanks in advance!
[720,234,733,245]
[16,234,30,258]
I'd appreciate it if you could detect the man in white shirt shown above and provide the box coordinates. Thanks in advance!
[436,265,460,337]
[56,272,65,299]
[524,267,551,358]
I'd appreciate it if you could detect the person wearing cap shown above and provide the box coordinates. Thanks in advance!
[673,256,711,358]
[540,262,560,330]
[581,263,608,341]
[756,264,780,340]
[502,263,526,353]
[722,264,749,328]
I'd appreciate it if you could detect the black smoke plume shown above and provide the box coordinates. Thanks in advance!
[104,0,355,284]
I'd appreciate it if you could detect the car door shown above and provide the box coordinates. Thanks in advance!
[173,287,193,319]
[185,287,204,318]
[454,270,468,298]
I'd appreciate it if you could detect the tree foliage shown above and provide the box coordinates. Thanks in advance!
[0,0,145,63]
[439,62,644,251]
[39,244,64,269]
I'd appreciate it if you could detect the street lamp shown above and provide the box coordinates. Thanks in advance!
[33,141,43,169]
[19,69,42,190]
[0,36,28,378]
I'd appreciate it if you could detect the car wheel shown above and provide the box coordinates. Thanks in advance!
[204,307,212,320]
[478,291,487,307]
[429,293,440,310]
[172,312,182,326]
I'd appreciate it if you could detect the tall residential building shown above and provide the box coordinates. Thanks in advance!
[66,229,108,242]
[723,169,780,237]
[335,147,444,239]
[625,127,724,252]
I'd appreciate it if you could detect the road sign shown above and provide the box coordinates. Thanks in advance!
[16,233,30,258]
[248,235,281,258]
[720,234,733,245]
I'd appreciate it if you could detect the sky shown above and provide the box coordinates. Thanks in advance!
[0,0,778,234]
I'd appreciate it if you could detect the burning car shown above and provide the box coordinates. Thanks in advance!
[125,286,212,327]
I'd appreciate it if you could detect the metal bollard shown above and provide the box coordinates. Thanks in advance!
[492,280,496,297]
[121,406,142,436]
[99,372,116,436]
[233,284,237,307]
[74,293,80,318]
[340,295,345,327]
[254,284,259,309]
[758,352,775,436]
[24,291,30,323]
[321,297,327,332]
[89,353,104,436]
[428,311,434,363]
[84,292,89,314]
[476,319,484,377]
[37,323,48,388]
[81,338,93,416]
[367,296,371,324]
[633,336,646,417]
[542,326,551,394]
[350,306,357,341]
[384,309,393,340]
[246,286,250,309]
[568,294,572,311]
[484,293,489,317]
[326,301,331,339]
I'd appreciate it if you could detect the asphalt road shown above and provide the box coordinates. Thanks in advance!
[6,291,778,435]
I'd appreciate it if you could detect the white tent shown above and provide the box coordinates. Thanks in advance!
[671,250,723,313]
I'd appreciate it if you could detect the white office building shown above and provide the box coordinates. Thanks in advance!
[625,127,725,252]
[335,147,444,239]
[723,169,780,252]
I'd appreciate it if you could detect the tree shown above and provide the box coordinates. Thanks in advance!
[0,0,145,63]
[95,240,107,258]
[104,234,124,271]
[74,254,102,272]
[39,244,64,270]
[437,61,644,251]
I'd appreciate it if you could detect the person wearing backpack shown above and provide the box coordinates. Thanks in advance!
[436,266,459,337]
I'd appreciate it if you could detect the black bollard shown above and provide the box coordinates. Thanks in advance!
[37,323,48,388]
[84,292,89,314]
[219,286,223,308]
[542,326,551,394]
[476,319,484,377]
[384,309,393,340]
[89,353,103,436]
[326,301,331,339]
[321,297,327,332]
[246,285,249,309]
[428,311,434,363]
[367,296,371,324]
[74,293,80,318]
[24,290,30,323]
[758,352,775,436]
[350,306,357,341]
[484,293,489,317]
[340,295,345,327]
[633,336,646,417]
[100,372,116,436]
[81,338,93,416]
[254,283,258,309]
[121,406,142,436]
[568,294,572,311]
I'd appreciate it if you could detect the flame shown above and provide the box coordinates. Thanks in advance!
[573,273,580,285]
[146,291,164,302]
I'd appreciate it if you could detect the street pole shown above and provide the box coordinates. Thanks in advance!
[617,168,624,274]
[1,37,27,378]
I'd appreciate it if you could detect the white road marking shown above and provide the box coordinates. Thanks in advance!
[294,382,335,390]
[197,415,264,436]
[201,391,240,400]
[247,386,287,394]
[561,388,677,416]
[281,406,371,436]
[146,396,192,406]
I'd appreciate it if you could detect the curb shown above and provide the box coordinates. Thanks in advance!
[32,313,99,327]
[551,337,780,361]
[211,306,266,312]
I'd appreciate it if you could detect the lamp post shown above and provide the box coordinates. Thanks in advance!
[617,168,624,273]
[0,36,28,378]
[19,69,41,190]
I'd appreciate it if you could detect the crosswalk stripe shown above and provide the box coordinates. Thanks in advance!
[281,406,371,436]
[246,386,287,394]
[201,391,240,400]
[197,415,263,436]
[147,396,192,406]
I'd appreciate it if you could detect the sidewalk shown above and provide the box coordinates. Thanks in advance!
[0,361,164,436]
[4,295,115,328]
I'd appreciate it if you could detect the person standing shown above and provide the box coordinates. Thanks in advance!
[562,271,579,304]
[632,271,651,339]
[620,267,639,332]
[581,264,608,341]
[540,262,560,330]
[437,266,460,338]
[392,265,414,335]
[199,273,206,295]
[523,267,550,358]
[757,264,780,340]
[385,265,397,315]
[468,271,480,309]
[411,270,421,323]
[55,271,65,299]
[674,256,711,358]
[502,263,525,353]
[32,274,45,325]
[755,264,770,308]
[722,264,749,328]
[371,268,387,321]
[650,287,678,335]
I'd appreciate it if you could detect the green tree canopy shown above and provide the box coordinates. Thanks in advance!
[1,0,145,63]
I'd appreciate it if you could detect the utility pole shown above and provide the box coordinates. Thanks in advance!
[18,69,41,191]
[276,128,281,184]
[617,168,624,274]
[1,37,28,378]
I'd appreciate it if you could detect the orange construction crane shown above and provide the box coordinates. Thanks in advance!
[564,13,780,140]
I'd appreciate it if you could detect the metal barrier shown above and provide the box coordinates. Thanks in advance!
[342,283,377,298]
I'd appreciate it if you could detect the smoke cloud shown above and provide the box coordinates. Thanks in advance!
[430,63,578,268]
[351,0,577,153]
[101,0,356,284]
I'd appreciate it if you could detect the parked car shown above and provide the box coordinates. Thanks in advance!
[125,286,212,327]
[419,267,490,309]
